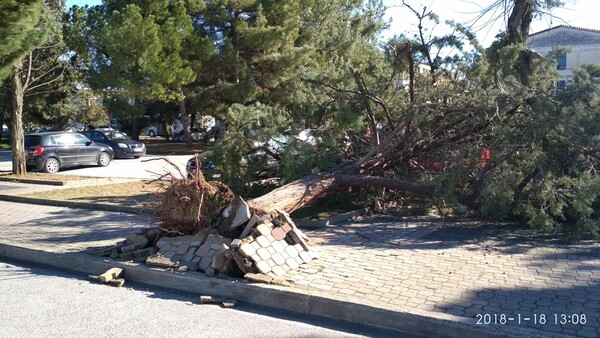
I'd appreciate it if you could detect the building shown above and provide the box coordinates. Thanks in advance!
[527,25,600,86]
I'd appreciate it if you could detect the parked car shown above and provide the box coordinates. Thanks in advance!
[80,130,146,159]
[25,132,114,173]
[185,157,222,180]
[173,128,205,142]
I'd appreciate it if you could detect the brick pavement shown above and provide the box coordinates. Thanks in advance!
[0,198,598,337]
[0,200,151,252]
[286,216,600,337]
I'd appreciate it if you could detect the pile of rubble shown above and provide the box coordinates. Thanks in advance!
[145,198,318,279]
[93,196,319,282]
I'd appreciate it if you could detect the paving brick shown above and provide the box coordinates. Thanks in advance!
[286,257,300,270]
[272,253,286,265]
[256,223,272,237]
[272,227,287,241]
[195,243,211,257]
[285,245,299,258]
[238,242,256,257]
[257,247,271,261]
[256,260,272,274]
[272,265,286,276]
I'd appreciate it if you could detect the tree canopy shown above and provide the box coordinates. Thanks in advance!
[14,0,600,240]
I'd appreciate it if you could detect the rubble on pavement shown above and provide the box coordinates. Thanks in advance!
[91,191,319,281]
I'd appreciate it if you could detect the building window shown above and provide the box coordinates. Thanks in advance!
[556,80,566,89]
[557,52,567,70]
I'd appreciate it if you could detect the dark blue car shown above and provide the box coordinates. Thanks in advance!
[80,130,146,159]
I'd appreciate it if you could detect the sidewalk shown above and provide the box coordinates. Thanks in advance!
[0,185,598,337]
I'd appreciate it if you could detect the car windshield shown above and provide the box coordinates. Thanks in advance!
[105,131,130,140]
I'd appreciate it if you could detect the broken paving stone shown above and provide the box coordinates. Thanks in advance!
[107,278,125,287]
[230,239,242,248]
[229,197,251,231]
[126,233,149,247]
[287,230,310,251]
[238,242,256,257]
[99,268,123,283]
[239,215,260,239]
[222,299,237,308]
[244,273,273,283]
[200,295,225,304]
[211,244,229,271]
[146,255,177,268]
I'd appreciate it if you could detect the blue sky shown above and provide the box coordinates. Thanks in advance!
[65,0,598,47]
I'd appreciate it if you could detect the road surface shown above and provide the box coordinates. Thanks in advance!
[0,259,399,337]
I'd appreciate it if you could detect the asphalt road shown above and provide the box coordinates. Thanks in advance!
[0,260,398,338]
[0,150,190,180]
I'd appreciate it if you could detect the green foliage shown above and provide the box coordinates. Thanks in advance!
[0,0,48,80]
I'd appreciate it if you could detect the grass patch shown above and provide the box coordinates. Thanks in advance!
[21,180,164,207]
[0,140,10,150]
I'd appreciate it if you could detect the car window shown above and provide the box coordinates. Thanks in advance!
[91,132,108,142]
[54,134,74,145]
[105,131,130,140]
[24,135,42,147]
[73,133,90,145]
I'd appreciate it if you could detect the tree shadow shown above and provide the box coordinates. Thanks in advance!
[9,207,154,250]
[434,282,600,337]
[308,215,600,255]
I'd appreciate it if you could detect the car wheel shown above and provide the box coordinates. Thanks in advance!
[133,155,141,159]
[148,130,155,137]
[43,158,60,173]
[98,152,111,167]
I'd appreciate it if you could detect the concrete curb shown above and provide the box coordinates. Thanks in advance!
[0,194,153,215]
[0,176,68,186]
[0,242,556,338]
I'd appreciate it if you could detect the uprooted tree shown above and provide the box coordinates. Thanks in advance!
[64,0,599,241]
[205,0,600,241]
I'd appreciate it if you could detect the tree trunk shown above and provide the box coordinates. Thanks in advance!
[248,171,436,214]
[249,173,335,214]
[10,63,26,176]
[177,93,193,148]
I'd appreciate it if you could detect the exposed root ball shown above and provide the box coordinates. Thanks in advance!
[157,174,234,236]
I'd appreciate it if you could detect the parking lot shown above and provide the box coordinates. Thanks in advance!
[0,150,191,180]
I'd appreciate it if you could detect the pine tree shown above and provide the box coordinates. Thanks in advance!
[0,0,47,80]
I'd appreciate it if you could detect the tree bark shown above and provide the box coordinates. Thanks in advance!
[248,171,436,214]
[177,91,193,148]
[249,173,335,214]
[10,63,26,175]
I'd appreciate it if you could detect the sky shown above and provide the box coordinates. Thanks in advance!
[65,0,599,47]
